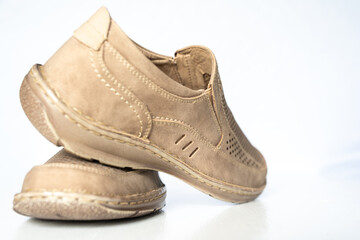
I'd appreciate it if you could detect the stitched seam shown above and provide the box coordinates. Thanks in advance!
[21,187,164,198]
[33,69,140,140]
[30,69,264,194]
[184,54,193,88]
[106,42,219,138]
[105,41,208,103]
[39,163,144,178]
[36,72,131,138]
[218,77,260,168]
[179,47,222,135]
[100,46,152,138]
[210,72,224,149]
[205,94,222,135]
[89,49,143,137]
[74,22,106,50]
[214,73,224,148]
[15,191,166,206]
[74,36,98,50]
[172,63,183,84]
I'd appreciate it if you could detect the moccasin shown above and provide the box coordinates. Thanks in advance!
[20,7,267,203]
[13,149,166,220]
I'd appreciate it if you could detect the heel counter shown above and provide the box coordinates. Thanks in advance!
[41,36,150,139]
[40,36,151,140]
[38,7,151,140]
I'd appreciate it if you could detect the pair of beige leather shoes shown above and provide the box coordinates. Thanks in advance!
[14,7,267,221]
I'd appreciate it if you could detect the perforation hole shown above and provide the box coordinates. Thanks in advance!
[175,134,185,144]
[182,141,193,150]
[189,147,199,158]
[225,133,258,168]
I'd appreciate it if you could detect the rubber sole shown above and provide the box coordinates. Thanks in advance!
[20,64,265,203]
[20,71,59,145]
[13,191,165,221]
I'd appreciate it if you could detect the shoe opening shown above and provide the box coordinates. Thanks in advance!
[134,41,213,91]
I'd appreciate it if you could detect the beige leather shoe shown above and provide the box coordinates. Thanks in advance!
[13,149,166,220]
[20,7,267,203]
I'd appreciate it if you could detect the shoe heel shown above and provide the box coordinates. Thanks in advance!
[20,74,59,145]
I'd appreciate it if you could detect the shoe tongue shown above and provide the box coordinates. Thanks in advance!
[174,47,213,90]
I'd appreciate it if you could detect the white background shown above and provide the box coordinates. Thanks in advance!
[0,0,359,239]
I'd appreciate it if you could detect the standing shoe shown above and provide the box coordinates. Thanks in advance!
[20,7,267,203]
[13,149,166,220]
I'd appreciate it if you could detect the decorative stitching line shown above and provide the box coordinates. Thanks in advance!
[204,93,222,135]
[74,20,108,50]
[172,63,184,84]
[105,41,208,103]
[106,41,221,137]
[100,46,152,138]
[89,50,143,137]
[39,163,145,178]
[30,68,265,195]
[217,76,261,168]
[34,70,132,138]
[184,54,193,88]
[21,187,165,199]
[15,191,166,206]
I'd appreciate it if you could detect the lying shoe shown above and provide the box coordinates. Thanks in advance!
[20,7,267,203]
[13,149,166,220]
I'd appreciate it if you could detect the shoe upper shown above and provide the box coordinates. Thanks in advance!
[21,149,165,198]
[41,7,267,189]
